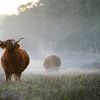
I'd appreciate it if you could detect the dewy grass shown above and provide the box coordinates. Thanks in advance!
[0,73,99,100]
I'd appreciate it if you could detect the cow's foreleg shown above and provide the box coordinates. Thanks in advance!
[5,72,12,82]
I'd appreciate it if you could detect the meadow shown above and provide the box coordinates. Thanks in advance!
[0,72,100,100]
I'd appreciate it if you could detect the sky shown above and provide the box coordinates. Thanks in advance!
[0,0,39,15]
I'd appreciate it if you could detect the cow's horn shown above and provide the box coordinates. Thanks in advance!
[16,38,24,43]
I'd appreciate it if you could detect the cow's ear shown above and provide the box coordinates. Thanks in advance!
[0,41,6,49]
[17,44,20,48]
[15,44,20,49]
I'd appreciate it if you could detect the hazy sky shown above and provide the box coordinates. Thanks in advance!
[0,0,39,15]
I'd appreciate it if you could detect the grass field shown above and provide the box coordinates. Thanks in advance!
[0,72,100,100]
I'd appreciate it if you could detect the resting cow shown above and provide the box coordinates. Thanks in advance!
[0,38,30,81]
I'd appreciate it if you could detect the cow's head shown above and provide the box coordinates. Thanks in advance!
[0,38,24,53]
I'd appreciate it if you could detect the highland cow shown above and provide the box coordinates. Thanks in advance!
[0,38,29,81]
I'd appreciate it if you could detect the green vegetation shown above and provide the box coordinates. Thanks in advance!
[0,73,100,100]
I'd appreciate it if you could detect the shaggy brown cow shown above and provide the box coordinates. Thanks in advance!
[0,38,29,81]
[43,55,61,71]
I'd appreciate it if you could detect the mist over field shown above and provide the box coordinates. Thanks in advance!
[0,0,100,74]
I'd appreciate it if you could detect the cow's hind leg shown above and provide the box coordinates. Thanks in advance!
[12,73,21,81]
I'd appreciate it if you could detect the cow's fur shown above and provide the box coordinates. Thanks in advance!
[0,38,29,81]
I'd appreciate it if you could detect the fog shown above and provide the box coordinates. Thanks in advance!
[0,0,100,74]
[23,52,100,74]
